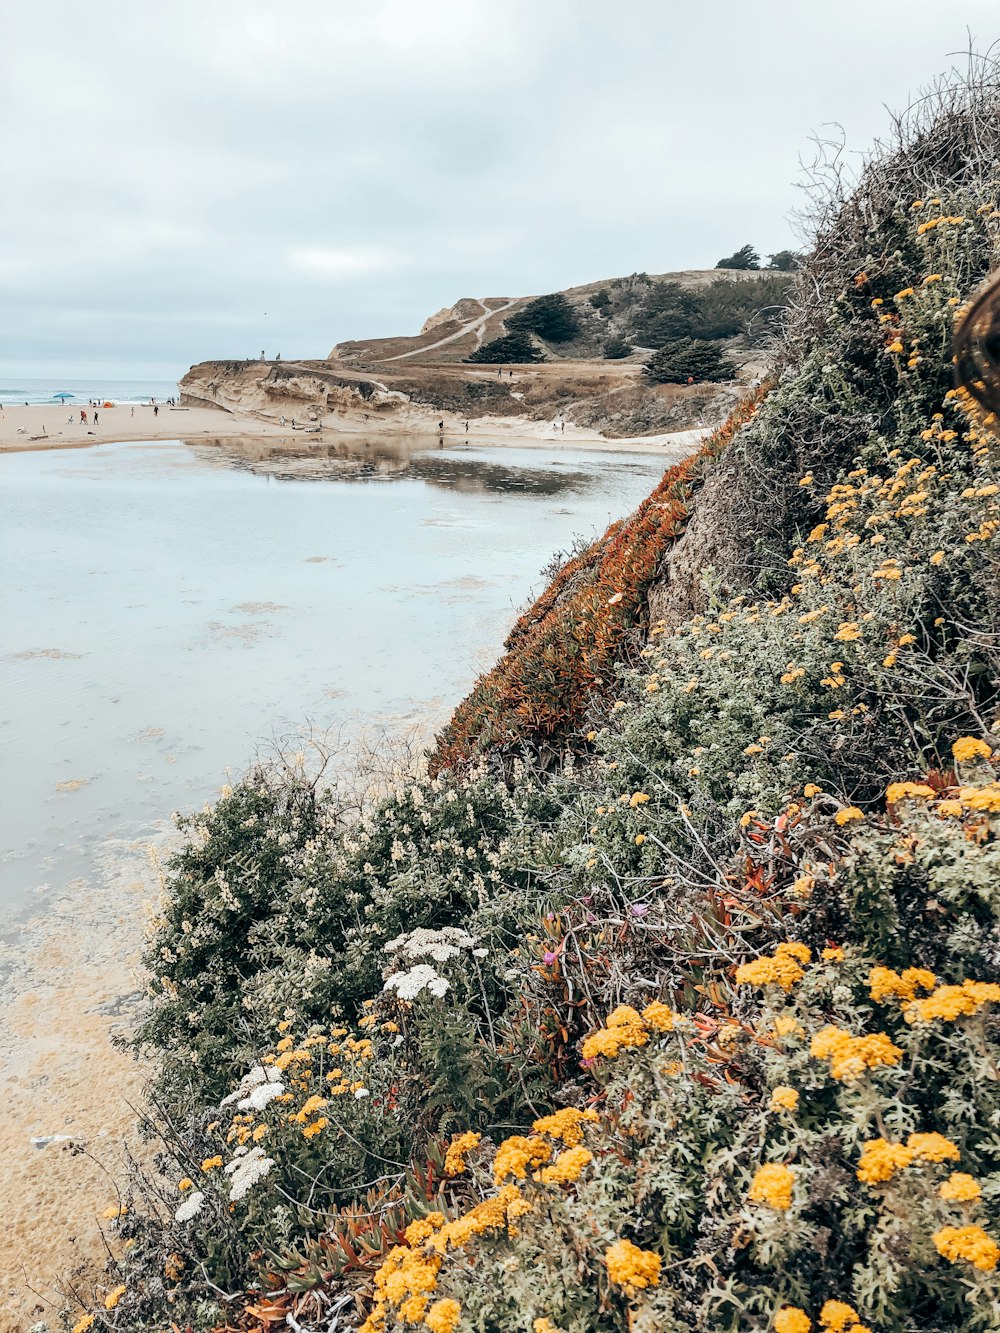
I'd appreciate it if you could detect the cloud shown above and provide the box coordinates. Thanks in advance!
[286,246,407,281]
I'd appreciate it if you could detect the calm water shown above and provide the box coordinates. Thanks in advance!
[0,435,666,919]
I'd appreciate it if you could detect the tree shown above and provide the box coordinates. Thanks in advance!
[466,331,543,364]
[644,338,735,384]
[602,335,633,360]
[715,244,761,270]
[767,249,801,271]
[506,293,580,343]
[590,289,611,314]
[632,281,699,347]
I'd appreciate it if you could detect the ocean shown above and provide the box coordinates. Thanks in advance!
[0,376,179,407]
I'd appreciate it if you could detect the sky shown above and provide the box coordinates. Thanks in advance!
[2,1,999,380]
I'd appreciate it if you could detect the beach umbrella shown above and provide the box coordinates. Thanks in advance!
[52,391,74,401]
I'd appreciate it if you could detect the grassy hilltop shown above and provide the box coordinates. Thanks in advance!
[76,64,1000,1333]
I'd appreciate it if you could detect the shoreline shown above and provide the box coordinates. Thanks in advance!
[0,402,709,458]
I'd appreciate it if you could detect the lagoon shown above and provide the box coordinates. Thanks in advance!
[0,436,666,922]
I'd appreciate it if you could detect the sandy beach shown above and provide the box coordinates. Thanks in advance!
[0,400,708,457]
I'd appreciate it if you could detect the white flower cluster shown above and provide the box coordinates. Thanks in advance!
[225,1145,275,1202]
[384,925,478,964]
[383,963,450,1000]
[221,1063,286,1112]
[175,1190,205,1222]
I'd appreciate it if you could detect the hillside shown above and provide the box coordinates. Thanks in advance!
[180,268,786,441]
[329,268,786,367]
[63,63,1000,1333]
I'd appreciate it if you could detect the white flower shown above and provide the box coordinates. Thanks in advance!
[383,963,450,1000]
[222,1063,285,1109]
[353,1087,370,1099]
[472,948,488,959]
[225,1146,275,1202]
[383,926,478,964]
[175,1190,205,1222]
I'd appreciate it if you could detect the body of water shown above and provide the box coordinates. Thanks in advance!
[0,435,666,921]
[0,376,179,407]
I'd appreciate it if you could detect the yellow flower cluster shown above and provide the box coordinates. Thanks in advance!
[361,1186,529,1333]
[735,941,811,992]
[443,1130,481,1177]
[531,1106,598,1146]
[834,807,864,826]
[747,1161,795,1210]
[885,781,935,803]
[933,1224,1000,1271]
[868,965,936,1005]
[856,1131,959,1183]
[581,999,676,1060]
[775,1310,812,1333]
[536,1146,593,1184]
[534,1321,561,1333]
[819,1299,873,1333]
[904,978,1000,1024]
[952,735,994,762]
[770,1085,800,1112]
[492,1134,551,1184]
[939,1172,982,1201]
[810,1026,903,1082]
[603,1237,662,1290]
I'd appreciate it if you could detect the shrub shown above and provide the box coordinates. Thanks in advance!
[465,330,542,363]
[644,336,736,383]
[506,293,581,343]
[602,334,633,359]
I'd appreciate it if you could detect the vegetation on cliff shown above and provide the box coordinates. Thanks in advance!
[77,64,1000,1333]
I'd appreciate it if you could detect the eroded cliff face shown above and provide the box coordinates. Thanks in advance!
[180,361,409,422]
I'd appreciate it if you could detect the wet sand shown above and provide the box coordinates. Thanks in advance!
[0,401,707,457]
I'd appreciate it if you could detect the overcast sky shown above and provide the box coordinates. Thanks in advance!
[2,2,998,380]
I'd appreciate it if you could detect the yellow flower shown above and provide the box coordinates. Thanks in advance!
[804,783,822,797]
[178,1177,193,1192]
[425,1298,462,1333]
[536,1146,593,1184]
[856,1138,914,1184]
[908,1131,960,1164]
[736,942,811,992]
[629,791,650,807]
[868,965,935,1004]
[492,1134,551,1183]
[586,730,597,741]
[834,807,863,826]
[739,810,758,828]
[819,1300,862,1331]
[604,1238,662,1290]
[72,1318,95,1333]
[104,1285,126,1310]
[906,979,1000,1023]
[885,781,935,803]
[634,833,645,845]
[535,1321,561,1333]
[775,1310,811,1333]
[930,549,944,565]
[748,1162,795,1210]
[201,1156,223,1171]
[939,1172,982,1202]
[531,1107,598,1145]
[444,1130,482,1177]
[642,1000,676,1032]
[770,1086,800,1112]
[102,1204,128,1219]
[933,1224,1000,1271]
[952,736,993,762]
[822,946,846,962]
[812,1027,903,1083]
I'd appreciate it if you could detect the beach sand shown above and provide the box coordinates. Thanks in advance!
[0,401,708,457]
[0,836,167,1333]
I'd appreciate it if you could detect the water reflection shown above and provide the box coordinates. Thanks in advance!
[186,436,600,496]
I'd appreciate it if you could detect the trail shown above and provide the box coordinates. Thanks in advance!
[381,297,520,362]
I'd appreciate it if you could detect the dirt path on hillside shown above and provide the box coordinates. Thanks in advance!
[381,297,519,362]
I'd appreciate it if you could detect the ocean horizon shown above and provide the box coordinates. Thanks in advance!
[0,375,180,407]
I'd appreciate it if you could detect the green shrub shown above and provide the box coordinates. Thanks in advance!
[506,293,580,342]
[644,337,736,383]
[466,330,542,363]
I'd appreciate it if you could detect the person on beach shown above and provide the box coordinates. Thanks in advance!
[465,421,469,433]
[153,404,159,417]
[130,406,134,417]
[438,420,444,432]
[94,411,99,425]
[80,409,88,424]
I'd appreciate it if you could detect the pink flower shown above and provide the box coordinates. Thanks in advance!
[543,950,558,964]
[630,904,649,917]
